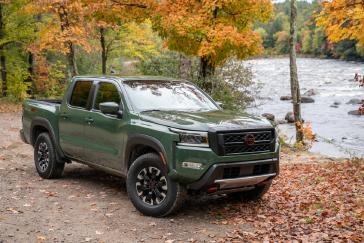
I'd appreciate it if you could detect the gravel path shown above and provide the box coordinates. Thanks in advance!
[0,112,245,243]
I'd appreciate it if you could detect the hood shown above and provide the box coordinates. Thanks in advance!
[139,110,273,132]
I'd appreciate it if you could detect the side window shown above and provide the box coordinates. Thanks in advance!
[69,81,93,108]
[94,82,121,110]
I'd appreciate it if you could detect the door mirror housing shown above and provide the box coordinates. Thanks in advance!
[99,102,122,118]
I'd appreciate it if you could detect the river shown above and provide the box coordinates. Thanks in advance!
[245,57,364,158]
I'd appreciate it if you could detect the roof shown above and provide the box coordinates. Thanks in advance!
[73,75,184,82]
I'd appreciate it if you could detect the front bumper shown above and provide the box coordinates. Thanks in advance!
[188,158,279,191]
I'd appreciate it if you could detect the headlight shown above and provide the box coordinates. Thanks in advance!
[170,128,209,147]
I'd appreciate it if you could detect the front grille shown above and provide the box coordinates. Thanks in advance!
[217,130,275,155]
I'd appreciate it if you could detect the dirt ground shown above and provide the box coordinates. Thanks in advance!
[0,112,362,243]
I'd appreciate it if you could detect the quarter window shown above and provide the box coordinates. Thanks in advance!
[69,81,93,108]
[94,82,121,110]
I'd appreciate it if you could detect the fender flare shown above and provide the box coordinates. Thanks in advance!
[30,117,66,160]
[124,134,168,170]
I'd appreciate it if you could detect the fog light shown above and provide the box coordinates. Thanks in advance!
[181,162,202,170]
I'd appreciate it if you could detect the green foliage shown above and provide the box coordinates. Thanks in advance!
[332,40,361,61]
[6,54,30,101]
[255,0,364,61]
[0,0,37,100]
[138,52,254,110]
[206,60,254,110]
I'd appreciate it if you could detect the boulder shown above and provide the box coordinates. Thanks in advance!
[301,96,315,103]
[262,113,275,121]
[346,98,362,105]
[303,89,317,96]
[348,110,362,116]
[330,105,339,108]
[333,101,341,106]
[285,112,295,123]
[280,96,292,101]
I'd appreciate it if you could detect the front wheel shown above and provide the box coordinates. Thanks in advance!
[34,133,65,179]
[126,153,186,217]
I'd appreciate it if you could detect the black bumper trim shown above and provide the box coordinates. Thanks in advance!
[188,158,279,190]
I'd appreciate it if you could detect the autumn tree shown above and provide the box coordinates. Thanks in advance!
[83,0,152,74]
[152,0,272,85]
[26,0,92,77]
[317,0,364,47]
[0,0,37,97]
[289,0,303,143]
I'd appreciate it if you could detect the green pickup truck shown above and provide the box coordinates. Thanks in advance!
[20,76,279,217]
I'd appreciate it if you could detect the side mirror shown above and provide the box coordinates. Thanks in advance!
[99,102,122,118]
[216,101,224,109]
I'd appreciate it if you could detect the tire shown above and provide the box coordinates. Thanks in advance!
[228,180,272,202]
[34,132,65,179]
[127,153,186,217]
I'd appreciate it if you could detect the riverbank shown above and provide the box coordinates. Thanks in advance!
[0,110,363,242]
[251,53,364,63]
[246,57,364,158]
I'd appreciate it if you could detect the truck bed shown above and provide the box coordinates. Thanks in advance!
[33,99,63,105]
[22,99,62,144]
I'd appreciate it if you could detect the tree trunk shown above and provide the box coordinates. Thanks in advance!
[66,42,78,77]
[26,52,35,97]
[100,27,107,75]
[289,0,304,143]
[0,3,6,97]
[179,54,191,80]
[199,57,215,79]
[58,7,78,77]
[0,48,6,97]
[198,57,215,93]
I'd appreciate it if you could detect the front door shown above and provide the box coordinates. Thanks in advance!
[83,81,127,171]
[59,80,94,159]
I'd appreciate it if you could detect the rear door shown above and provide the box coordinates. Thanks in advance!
[59,79,94,159]
[83,80,128,171]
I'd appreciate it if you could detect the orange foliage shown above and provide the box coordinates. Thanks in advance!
[25,0,93,54]
[296,121,316,146]
[317,0,364,45]
[152,0,273,67]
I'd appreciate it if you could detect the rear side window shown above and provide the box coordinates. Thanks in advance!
[94,82,121,110]
[69,81,93,108]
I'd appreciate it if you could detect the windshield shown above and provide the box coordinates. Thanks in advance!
[123,80,219,112]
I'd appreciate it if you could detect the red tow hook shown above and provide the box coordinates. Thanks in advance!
[207,184,219,193]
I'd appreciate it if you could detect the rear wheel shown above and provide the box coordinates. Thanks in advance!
[127,153,186,217]
[34,133,64,179]
[228,181,272,201]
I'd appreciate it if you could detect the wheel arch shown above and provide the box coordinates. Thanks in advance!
[125,134,168,171]
[30,117,66,160]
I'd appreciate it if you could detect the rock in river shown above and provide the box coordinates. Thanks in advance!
[348,110,362,116]
[262,113,275,121]
[346,98,362,105]
[285,112,295,123]
[333,101,341,105]
[280,95,314,103]
[301,96,315,103]
[280,96,292,101]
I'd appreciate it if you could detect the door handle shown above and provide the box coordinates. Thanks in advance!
[85,117,94,124]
